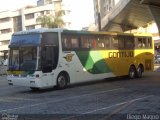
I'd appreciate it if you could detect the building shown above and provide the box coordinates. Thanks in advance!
[0,0,71,59]
[93,0,120,26]
[93,0,160,54]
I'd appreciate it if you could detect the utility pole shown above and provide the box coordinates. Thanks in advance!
[98,0,101,31]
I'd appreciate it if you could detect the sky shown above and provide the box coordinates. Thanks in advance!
[0,0,95,30]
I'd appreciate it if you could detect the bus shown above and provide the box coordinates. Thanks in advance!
[7,28,154,90]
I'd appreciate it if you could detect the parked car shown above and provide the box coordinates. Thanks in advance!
[155,55,160,63]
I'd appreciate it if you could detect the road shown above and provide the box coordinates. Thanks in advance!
[0,70,160,120]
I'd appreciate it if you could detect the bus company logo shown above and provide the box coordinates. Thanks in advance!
[109,51,134,58]
[64,54,74,62]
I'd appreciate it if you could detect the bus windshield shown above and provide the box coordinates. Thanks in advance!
[9,47,38,71]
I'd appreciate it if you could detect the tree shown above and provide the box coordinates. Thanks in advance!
[36,10,65,28]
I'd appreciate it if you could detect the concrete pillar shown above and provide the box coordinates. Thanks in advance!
[20,8,25,31]
[97,0,101,31]
[148,5,160,34]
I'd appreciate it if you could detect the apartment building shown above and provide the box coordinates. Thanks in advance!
[0,0,71,59]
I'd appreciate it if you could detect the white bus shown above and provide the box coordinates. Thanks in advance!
[7,28,154,90]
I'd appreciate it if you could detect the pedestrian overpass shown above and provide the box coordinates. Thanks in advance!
[101,0,160,33]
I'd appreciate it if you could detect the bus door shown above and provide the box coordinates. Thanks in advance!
[41,45,57,86]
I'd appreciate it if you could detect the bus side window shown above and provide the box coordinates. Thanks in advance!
[81,36,90,48]
[62,35,80,50]
[146,37,152,48]
[97,36,105,49]
[137,38,146,48]
[105,36,110,49]
[112,37,118,49]
[92,39,97,48]
[88,36,97,49]
[118,38,125,49]
[71,38,79,48]
[125,36,134,49]
[63,37,71,49]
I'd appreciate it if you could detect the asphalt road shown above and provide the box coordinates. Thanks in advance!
[0,70,160,120]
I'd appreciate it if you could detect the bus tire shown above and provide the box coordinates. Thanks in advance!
[57,72,68,89]
[128,65,136,79]
[136,65,143,78]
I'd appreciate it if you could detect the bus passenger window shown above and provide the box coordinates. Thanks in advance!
[125,38,134,49]
[81,36,90,48]
[62,37,71,49]
[92,39,97,48]
[62,35,80,49]
[146,37,152,48]
[105,37,110,48]
[97,42,105,48]
[118,38,125,49]
[138,38,146,48]
[71,38,79,48]
[112,37,118,49]
[97,37,105,48]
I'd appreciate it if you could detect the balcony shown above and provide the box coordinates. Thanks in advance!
[0,22,13,30]
[0,44,9,51]
[0,33,12,41]
[24,19,36,26]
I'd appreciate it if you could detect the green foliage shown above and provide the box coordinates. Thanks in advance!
[36,10,65,28]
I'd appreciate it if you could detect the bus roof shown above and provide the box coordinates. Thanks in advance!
[13,28,152,37]
[13,28,66,35]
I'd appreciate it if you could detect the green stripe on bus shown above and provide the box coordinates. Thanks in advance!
[76,51,112,74]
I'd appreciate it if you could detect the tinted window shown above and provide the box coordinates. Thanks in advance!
[136,37,152,49]
[42,32,58,46]
[10,34,41,46]
[81,36,90,48]
[112,37,118,49]
[62,35,80,49]
[97,37,105,48]
[125,36,134,49]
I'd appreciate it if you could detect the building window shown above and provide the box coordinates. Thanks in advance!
[26,25,35,30]
[1,29,11,34]
[40,11,44,15]
[0,17,10,23]
[46,11,50,14]
[25,13,34,20]
[13,16,22,32]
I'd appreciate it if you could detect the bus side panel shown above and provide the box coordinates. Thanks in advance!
[134,49,154,72]
[59,51,115,84]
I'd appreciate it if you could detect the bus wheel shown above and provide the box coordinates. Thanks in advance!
[57,73,68,89]
[137,66,143,78]
[128,66,136,79]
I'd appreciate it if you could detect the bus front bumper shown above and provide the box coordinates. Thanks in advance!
[7,76,41,88]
